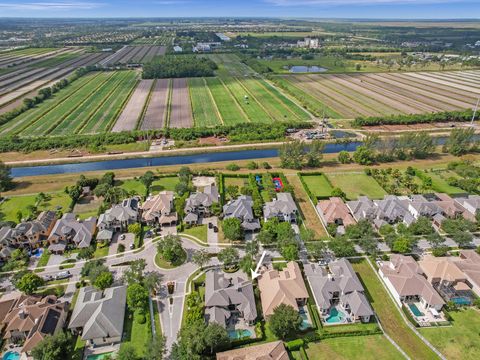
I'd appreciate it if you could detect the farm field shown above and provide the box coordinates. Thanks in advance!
[204,77,247,125]
[112,79,152,132]
[300,174,334,199]
[279,69,480,118]
[207,53,256,77]
[327,172,387,200]
[1,70,138,136]
[188,77,222,127]
[140,78,170,130]
[169,78,193,128]
[102,45,166,66]
[420,308,480,360]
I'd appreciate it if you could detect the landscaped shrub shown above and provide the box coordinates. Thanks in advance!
[285,339,304,351]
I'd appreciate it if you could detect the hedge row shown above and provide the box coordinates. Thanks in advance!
[353,109,473,127]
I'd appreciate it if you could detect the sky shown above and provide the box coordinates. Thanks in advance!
[0,0,479,19]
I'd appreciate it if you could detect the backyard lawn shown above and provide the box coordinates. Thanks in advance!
[420,308,480,360]
[300,174,333,199]
[420,170,464,195]
[327,172,387,200]
[182,224,208,243]
[0,192,70,222]
[296,335,402,360]
[352,259,439,360]
[151,176,179,193]
[122,310,152,358]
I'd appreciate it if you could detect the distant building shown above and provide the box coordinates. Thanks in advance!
[173,46,183,52]
[297,37,320,49]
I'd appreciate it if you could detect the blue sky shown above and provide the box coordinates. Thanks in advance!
[0,0,478,18]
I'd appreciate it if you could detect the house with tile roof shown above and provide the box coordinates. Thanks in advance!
[141,191,177,227]
[216,340,288,360]
[47,213,97,253]
[184,184,219,225]
[223,195,260,232]
[317,197,355,234]
[69,285,127,346]
[204,269,257,329]
[258,261,309,317]
[0,294,68,355]
[419,254,475,304]
[263,192,298,223]
[454,250,480,297]
[455,195,480,219]
[305,259,373,324]
[379,255,445,314]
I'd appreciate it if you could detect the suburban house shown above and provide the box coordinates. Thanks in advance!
[379,255,445,319]
[258,261,309,317]
[97,197,140,232]
[216,340,288,360]
[419,255,475,305]
[455,195,480,219]
[0,211,57,250]
[204,269,257,329]
[317,197,355,233]
[0,227,15,262]
[0,294,68,354]
[141,191,177,227]
[433,193,473,220]
[305,259,373,324]
[184,185,219,225]
[47,213,97,253]
[408,195,443,220]
[263,192,298,223]
[69,285,127,346]
[223,195,260,232]
[453,250,480,296]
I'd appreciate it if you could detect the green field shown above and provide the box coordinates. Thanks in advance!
[0,71,138,136]
[301,174,334,199]
[293,335,402,360]
[188,77,222,127]
[419,170,464,195]
[0,192,70,222]
[420,308,480,360]
[352,260,439,360]
[28,52,80,68]
[207,53,256,77]
[117,176,179,196]
[327,172,387,200]
[205,77,246,125]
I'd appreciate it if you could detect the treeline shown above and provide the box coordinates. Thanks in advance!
[0,122,312,153]
[353,109,474,127]
[0,66,96,127]
[237,54,272,74]
[142,55,217,79]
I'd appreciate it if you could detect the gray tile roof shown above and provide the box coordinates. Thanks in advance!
[98,197,139,228]
[49,213,96,249]
[264,193,298,220]
[223,195,260,231]
[204,269,257,327]
[68,285,127,341]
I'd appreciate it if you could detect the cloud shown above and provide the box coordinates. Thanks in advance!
[0,1,104,10]
[265,0,473,5]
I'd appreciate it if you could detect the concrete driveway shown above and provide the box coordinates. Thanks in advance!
[108,232,135,256]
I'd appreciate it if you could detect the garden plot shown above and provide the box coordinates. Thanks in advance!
[188,77,222,127]
[141,78,170,130]
[169,78,193,128]
[112,79,153,132]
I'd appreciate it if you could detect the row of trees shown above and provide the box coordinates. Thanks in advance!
[353,109,474,127]
[142,55,217,79]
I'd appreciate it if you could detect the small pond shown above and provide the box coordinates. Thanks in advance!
[289,65,328,73]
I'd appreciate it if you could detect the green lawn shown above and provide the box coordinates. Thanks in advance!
[205,77,246,125]
[420,308,480,360]
[151,176,179,193]
[300,335,402,360]
[301,174,334,199]
[327,172,387,200]
[188,77,222,127]
[94,245,109,258]
[122,309,152,357]
[0,192,70,222]
[421,170,464,195]
[154,248,186,269]
[117,179,145,195]
[182,224,208,243]
[352,260,438,360]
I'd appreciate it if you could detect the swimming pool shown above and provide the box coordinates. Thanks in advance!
[325,307,346,324]
[452,297,471,306]
[2,352,20,360]
[299,312,311,330]
[86,352,114,360]
[228,329,252,339]
[408,303,424,317]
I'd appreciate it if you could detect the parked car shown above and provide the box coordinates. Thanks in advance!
[120,234,126,240]
[213,226,218,233]
[129,243,135,250]
[55,271,71,280]
[43,275,53,282]
[208,223,213,229]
